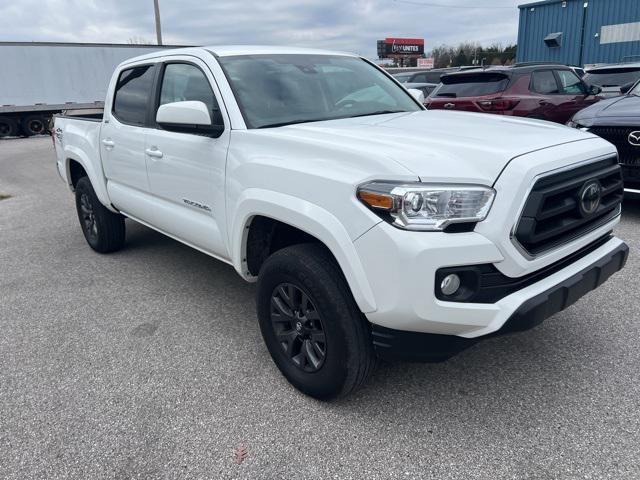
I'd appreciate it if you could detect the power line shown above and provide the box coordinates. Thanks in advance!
[392,0,514,9]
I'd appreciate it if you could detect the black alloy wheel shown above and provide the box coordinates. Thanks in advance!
[270,283,327,373]
[74,176,125,253]
[79,191,99,242]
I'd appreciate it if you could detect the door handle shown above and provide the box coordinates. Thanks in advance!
[101,139,115,148]
[145,148,163,159]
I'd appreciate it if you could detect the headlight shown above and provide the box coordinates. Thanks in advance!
[357,181,495,231]
[566,120,590,132]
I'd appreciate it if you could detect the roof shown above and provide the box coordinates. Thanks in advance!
[118,45,358,66]
[518,0,573,9]
[586,62,640,71]
[440,63,577,77]
[207,45,355,57]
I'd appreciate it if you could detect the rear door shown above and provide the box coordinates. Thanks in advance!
[143,57,231,258]
[529,69,563,121]
[101,63,157,198]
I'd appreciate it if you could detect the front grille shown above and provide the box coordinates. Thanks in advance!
[589,126,640,188]
[514,157,623,256]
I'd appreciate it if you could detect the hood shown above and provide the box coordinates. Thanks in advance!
[272,111,594,184]
[573,94,640,126]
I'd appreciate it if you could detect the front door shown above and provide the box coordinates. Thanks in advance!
[554,69,599,123]
[144,59,230,259]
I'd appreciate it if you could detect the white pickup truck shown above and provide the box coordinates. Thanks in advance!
[54,46,628,399]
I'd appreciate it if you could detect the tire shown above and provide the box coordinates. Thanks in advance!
[21,115,47,136]
[256,243,376,400]
[74,176,125,253]
[0,117,18,138]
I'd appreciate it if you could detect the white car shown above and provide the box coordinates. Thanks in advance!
[53,46,628,399]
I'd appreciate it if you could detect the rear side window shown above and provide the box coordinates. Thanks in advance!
[159,63,219,119]
[435,73,509,97]
[531,70,559,94]
[112,65,155,125]
[556,70,586,94]
[417,72,444,83]
[583,68,640,87]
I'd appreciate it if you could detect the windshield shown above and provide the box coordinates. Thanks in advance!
[393,73,413,83]
[217,54,421,128]
[433,73,510,98]
[583,68,640,87]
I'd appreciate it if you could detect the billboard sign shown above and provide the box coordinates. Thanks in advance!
[379,38,425,57]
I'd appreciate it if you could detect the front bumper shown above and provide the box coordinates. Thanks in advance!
[371,240,628,362]
[355,217,626,338]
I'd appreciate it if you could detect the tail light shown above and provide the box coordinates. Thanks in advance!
[477,98,519,111]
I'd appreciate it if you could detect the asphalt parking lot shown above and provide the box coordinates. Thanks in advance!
[1,136,640,479]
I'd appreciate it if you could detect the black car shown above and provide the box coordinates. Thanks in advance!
[569,80,640,192]
[583,63,640,98]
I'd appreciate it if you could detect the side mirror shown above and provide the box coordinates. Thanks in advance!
[587,84,602,96]
[156,101,224,137]
[620,82,635,94]
[408,88,426,104]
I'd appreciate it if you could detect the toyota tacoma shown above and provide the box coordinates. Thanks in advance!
[53,46,628,399]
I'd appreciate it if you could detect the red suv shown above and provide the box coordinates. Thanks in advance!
[426,64,602,124]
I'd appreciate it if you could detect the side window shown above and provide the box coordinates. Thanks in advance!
[112,65,155,125]
[530,70,559,94]
[412,73,427,83]
[159,63,220,122]
[556,70,587,94]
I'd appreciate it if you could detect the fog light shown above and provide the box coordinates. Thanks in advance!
[440,274,461,296]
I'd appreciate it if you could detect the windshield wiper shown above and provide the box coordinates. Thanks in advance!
[257,111,408,128]
[257,119,323,129]
[346,110,408,118]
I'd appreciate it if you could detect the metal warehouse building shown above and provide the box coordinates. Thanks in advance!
[517,0,640,66]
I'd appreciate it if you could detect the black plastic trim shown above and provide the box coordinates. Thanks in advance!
[435,233,614,303]
[374,241,628,362]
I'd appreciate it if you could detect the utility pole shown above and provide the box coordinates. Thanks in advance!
[153,0,163,45]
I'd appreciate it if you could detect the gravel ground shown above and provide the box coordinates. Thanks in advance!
[1,136,639,479]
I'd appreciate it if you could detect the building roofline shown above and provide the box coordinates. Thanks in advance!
[0,41,193,48]
[518,0,573,9]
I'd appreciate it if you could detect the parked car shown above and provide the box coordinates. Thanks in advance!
[568,79,640,192]
[393,67,460,84]
[404,82,438,100]
[426,64,601,124]
[54,46,627,399]
[583,63,640,98]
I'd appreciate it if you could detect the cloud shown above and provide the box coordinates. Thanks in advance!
[0,0,521,57]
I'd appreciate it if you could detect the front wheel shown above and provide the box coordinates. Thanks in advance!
[75,177,125,253]
[256,244,376,400]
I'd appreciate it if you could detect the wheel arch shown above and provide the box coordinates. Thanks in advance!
[231,189,377,314]
[63,147,116,213]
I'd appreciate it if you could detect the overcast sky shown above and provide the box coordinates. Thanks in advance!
[0,0,523,58]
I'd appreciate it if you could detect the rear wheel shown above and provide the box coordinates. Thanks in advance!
[0,117,18,138]
[75,177,125,253]
[21,115,47,136]
[256,243,376,400]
